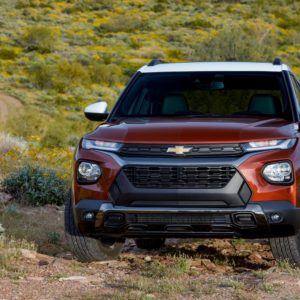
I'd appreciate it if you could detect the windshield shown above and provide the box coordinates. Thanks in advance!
[113,72,291,119]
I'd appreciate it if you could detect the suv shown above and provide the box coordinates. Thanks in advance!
[65,59,300,264]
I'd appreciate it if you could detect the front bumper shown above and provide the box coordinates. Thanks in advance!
[74,200,300,239]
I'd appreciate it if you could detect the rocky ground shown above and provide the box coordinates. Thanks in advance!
[1,200,300,300]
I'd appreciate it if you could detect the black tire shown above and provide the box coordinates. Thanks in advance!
[64,191,124,262]
[270,233,300,266]
[135,238,165,250]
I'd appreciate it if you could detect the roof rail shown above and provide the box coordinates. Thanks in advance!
[273,58,282,65]
[148,59,164,66]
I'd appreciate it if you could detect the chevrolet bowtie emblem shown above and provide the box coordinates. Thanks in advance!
[167,146,193,155]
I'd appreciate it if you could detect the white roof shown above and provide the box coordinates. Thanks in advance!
[139,62,290,73]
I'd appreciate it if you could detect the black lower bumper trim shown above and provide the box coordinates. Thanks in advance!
[74,200,300,239]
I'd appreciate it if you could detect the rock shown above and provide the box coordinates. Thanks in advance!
[94,260,118,265]
[144,256,152,262]
[248,252,263,263]
[27,276,44,281]
[200,259,217,271]
[234,267,251,273]
[214,265,233,273]
[221,248,233,256]
[0,192,12,204]
[20,249,37,260]
[38,260,49,266]
[59,276,87,282]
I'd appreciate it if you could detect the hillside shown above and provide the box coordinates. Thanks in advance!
[0,0,300,147]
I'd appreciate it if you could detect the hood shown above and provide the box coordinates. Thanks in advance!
[85,117,297,144]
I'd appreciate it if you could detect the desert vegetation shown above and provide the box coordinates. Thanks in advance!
[0,0,299,151]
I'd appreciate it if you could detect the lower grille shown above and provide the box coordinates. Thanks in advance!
[128,213,230,224]
[123,166,236,189]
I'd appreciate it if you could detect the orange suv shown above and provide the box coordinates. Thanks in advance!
[65,59,300,264]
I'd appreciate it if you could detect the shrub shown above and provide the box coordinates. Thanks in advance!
[22,25,59,53]
[97,14,144,33]
[2,165,68,206]
[184,18,212,29]
[90,63,123,86]
[15,0,53,8]
[6,109,48,139]
[29,62,53,89]
[40,122,69,148]
[30,60,90,92]
[190,23,276,62]
[51,60,90,92]
[0,48,19,60]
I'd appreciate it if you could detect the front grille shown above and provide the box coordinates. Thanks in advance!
[123,166,236,189]
[120,144,243,157]
[127,213,230,224]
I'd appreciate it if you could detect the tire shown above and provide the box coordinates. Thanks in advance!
[270,233,300,266]
[135,238,165,250]
[64,191,124,262]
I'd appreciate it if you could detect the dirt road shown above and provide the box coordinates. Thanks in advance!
[0,92,22,123]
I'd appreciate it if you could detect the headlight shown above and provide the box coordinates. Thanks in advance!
[242,139,296,152]
[262,161,293,184]
[82,139,122,152]
[77,161,101,183]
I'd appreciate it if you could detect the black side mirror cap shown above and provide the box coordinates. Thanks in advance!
[84,112,109,121]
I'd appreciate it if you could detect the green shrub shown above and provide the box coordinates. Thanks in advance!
[15,0,53,9]
[40,122,68,148]
[190,23,276,62]
[22,25,59,53]
[30,62,53,89]
[2,165,68,206]
[97,14,144,33]
[30,60,90,92]
[0,48,19,60]
[47,231,61,244]
[63,0,115,13]
[184,18,212,29]
[51,60,90,92]
[90,63,123,86]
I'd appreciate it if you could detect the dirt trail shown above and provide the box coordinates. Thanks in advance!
[0,92,22,123]
[2,205,300,299]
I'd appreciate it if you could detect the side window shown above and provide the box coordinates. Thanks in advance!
[290,73,300,107]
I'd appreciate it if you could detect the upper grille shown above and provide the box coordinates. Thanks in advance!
[119,144,243,157]
[123,166,236,189]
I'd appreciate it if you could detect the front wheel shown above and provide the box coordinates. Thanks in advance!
[270,232,300,266]
[64,191,124,262]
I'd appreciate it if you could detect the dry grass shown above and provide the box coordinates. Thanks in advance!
[0,236,35,277]
[0,203,67,255]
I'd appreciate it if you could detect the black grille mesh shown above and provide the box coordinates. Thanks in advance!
[123,166,236,189]
[128,214,230,224]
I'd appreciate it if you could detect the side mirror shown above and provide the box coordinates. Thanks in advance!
[84,101,109,121]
